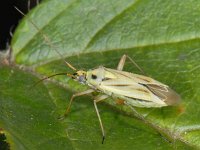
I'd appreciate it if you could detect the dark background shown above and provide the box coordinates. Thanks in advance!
[0,0,40,50]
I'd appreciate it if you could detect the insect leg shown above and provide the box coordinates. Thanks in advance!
[63,89,95,117]
[117,54,126,71]
[117,54,145,74]
[125,101,174,143]
[93,95,109,144]
[124,101,146,121]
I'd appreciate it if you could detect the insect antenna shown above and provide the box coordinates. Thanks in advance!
[30,72,74,89]
[14,6,77,71]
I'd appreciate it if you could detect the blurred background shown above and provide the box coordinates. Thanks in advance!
[0,0,41,51]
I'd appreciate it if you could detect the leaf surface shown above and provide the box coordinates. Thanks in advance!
[1,0,200,149]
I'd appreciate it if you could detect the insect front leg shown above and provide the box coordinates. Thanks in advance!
[93,94,109,144]
[63,89,95,117]
[117,54,145,74]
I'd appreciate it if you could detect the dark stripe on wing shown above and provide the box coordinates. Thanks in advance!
[136,76,150,82]
[117,71,133,79]
[102,77,112,81]
[116,70,150,83]
[140,83,158,96]
[104,84,150,94]
[125,96,151,102]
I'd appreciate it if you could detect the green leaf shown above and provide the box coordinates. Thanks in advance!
[1,0,200,149]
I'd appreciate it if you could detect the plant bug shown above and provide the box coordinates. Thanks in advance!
[15,7,181,144]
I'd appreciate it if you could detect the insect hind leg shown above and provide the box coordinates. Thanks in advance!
[117,54,145,74]
[124,101,173,144]
[93,94,109,144]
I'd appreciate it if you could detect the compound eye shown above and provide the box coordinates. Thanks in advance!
[78,75,85,82]
[91,74,97,79]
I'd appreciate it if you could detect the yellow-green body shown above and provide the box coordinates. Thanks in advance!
[85,66,180,107]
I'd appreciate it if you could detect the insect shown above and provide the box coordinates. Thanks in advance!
[15,7,181,144]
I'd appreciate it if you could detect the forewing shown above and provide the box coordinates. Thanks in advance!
[101,79,152,101]
[101,68,180,106]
